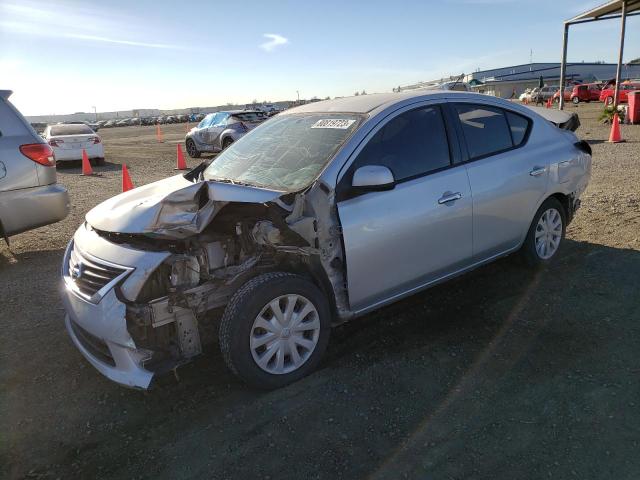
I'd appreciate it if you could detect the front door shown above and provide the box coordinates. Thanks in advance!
[336,104,473,311]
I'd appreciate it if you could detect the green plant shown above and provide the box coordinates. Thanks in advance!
[598,107,625,124]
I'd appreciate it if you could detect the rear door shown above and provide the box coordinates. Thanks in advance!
[336,103,473,311]
[451,102,548,261]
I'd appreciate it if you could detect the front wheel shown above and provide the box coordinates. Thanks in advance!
[520,197,566,267]
[605,96,614,106]
[185,139,200,158]
[222,137,233,150]
[572,96,580,104]
[219,272,331,389]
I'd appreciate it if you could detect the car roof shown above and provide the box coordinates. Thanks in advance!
[281,90,493,115]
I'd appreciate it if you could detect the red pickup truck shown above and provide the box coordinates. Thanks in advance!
[599,83,640,105]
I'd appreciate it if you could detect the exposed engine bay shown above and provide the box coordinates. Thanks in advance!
[89,174,349,374]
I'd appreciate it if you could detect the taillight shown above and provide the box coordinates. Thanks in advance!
[88,136,101,144]
[20,144,56,166]
[49,138,64,147]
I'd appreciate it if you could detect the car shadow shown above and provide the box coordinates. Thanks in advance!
[5,239,640,479]
[55,160,125,173]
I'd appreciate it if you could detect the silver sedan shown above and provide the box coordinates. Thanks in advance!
[61,91,591,389]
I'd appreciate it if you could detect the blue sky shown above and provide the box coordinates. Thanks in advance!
[1,0,638,116]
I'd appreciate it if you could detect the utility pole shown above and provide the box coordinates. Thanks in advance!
[296,90,300,103]
[92,106,97,122]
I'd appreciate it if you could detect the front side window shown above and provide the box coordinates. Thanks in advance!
[351,106,451,182]
[204,113,362,191]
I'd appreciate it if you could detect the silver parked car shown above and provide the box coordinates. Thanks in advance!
[61,91,591,389]
[0,90,69,239]
[184,110,266,158]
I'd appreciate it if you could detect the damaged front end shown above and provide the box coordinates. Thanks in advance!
[66,172,349,387]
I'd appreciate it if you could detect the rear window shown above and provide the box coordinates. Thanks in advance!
[232,112,265,123]
[50,124,93,136]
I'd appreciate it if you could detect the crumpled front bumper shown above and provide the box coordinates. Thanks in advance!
[61,224,171,389]
[62,288,154,389]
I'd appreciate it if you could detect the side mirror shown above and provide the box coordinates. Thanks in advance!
[352,165,395,190]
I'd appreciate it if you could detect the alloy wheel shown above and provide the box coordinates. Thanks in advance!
[534,208,562,260]
[250,294,320,375]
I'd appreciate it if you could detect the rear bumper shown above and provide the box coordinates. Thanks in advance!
[0,183,69,236]
[54,144,104,161]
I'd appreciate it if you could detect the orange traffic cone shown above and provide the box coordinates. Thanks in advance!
[81,149,93,176]
[175,143,187,170]
[156,124,164,143]
[607,113,624,143]
[122,164,134,192]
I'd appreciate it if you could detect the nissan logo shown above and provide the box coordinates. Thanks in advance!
[71,261,85,280]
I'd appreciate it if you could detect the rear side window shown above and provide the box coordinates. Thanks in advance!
[455,104,530,159]
[352,106,451,182]
[455,105,512,158]
[505,111,530,146]
[49,124,94,136]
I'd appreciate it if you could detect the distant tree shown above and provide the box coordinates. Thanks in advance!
[361,90,367,95]
[324,96,330,100]
[630,58,640,64]
[251,98,258,105]
[354,91,360,96]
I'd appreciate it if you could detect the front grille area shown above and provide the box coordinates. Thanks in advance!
[67,245,127,299]
[69,319,116,366]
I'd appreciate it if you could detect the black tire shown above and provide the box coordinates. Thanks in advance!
[572,96,580,105]
[605,96,614,106]
[222,137,233,150]
[95,157,106,166]
[185,139,200,158]
[219,272,331,389]
[520,197,566,267]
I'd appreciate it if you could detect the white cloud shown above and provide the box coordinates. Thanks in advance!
[259,33,289,52]
[0,1,182,50]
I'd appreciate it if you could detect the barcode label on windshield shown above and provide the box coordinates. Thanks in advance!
[311,119,356,129]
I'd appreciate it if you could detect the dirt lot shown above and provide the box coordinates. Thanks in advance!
[1,104,639,479]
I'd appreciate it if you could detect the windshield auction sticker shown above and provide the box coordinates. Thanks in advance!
[311,119,356,129]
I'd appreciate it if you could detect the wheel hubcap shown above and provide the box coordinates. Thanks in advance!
[250,294,320,375]
[534,208,562,260]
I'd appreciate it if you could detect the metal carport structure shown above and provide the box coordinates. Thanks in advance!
[559,0,640,109]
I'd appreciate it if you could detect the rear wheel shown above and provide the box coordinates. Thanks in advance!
[185,139,200,158]
[520,197,566,267]
[219,272,331,389]
[95,157,106,166]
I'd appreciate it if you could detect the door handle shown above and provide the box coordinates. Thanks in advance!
[529,166,546,177]
[438,192,462,204]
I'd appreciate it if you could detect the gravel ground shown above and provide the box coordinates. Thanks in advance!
[1,103,639,480]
